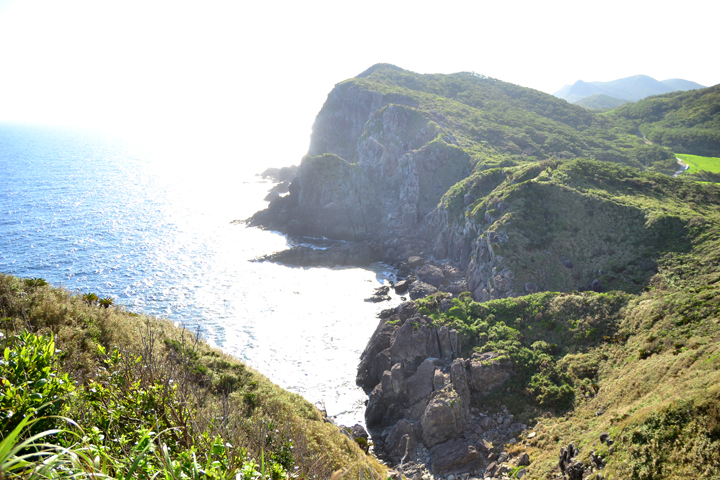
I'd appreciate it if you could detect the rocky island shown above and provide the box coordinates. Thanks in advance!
[250,65,720,479]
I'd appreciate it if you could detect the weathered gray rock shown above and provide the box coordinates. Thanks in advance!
[469,352,513,394]
[390,363,406,396]
[408,256,423,268]
[396,301,418,320]
[437,326,452,359]
[390,319,429,365]
[408,281,438,299]
[517,452,530,466]
[450,358,471,419]
[433,368,446,390]
[478,416,496,430]
[407,358,435,405]
[421,387,466,447]
[429,439,480,474]
[417,264,446,287]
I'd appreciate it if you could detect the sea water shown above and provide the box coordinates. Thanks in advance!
[0,123,398,426]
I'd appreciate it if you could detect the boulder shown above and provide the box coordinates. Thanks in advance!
[417,264,447,287]
[408,256,423,268]
[408,281,438,299]
[393,278,413,294]
[429,438,480,474]
[396,301,418,320]
[524,282,538,293]
[517,452,530,466]
[591,278,604,293]
[477,416,496,431]
[446,281,469,296]
[421,387,466,447]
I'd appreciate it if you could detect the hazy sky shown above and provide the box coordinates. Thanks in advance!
[0,0,717,167]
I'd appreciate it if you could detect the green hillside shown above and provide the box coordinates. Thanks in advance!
[0,275,384,479]
[574,94,630,111]
[611,85,720,157]
[326,64,676,172]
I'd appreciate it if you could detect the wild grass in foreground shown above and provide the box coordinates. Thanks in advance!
[0,274,386,479]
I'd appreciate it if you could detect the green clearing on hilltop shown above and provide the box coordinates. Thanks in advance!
[0,275,384,480]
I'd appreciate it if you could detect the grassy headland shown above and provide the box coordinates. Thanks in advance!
[0,274,384,479]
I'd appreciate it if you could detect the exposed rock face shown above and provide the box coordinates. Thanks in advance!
[408,281,438,300]
[358,302,518,474]
[416,264,446,288]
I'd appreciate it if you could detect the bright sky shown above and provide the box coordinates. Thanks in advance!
[0,0,717,168]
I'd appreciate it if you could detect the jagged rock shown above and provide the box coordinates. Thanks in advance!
[379,307,396,319]
[441,264,463,280]
[390,319,430,365]
[385,419,417,463]
[565,461,584,480]
[408,281,438,299]
[469,352,513,394]
[429,438,480,474]
[421,386,466,447]
[450,358,471,417]
[517,452,530,466]
[417,264,447,287]
[391,363,406,396]
[357,317,401,390]
[407,358,436,404]
[433,368,446,390]
[446,281,469,295]
[437,326,453,359]
[485,462,498,477]
[397,300,418,320]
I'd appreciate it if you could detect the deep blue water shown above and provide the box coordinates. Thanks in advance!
[0,123,398,425]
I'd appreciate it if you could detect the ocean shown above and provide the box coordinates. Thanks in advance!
[0,123,398,426]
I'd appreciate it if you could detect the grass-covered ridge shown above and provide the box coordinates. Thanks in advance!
[334,64,677,173]
[610,84,720,157]
[0,274,384,479]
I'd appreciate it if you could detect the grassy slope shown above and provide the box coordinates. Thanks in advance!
[0,274,385,479]
[416,160,720,479]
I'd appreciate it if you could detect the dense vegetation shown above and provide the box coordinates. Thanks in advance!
[0,275,384,479]
[611,85,720,157]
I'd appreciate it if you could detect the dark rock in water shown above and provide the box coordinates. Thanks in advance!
[259,165,299,183]
[590,278,604,292]
[373,285,390,295]
[416,264,446,287]
[393,278,414,294]
[429,438,480,474]
[264,190,281,202]
[365,295,391,303]
[271,181,290,194]
[408,281,437,300]
[255,242,372,268]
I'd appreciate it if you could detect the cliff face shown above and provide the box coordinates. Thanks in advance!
[249,64,686,301]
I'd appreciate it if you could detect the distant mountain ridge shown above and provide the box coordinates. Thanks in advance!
[554,74,705,104]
